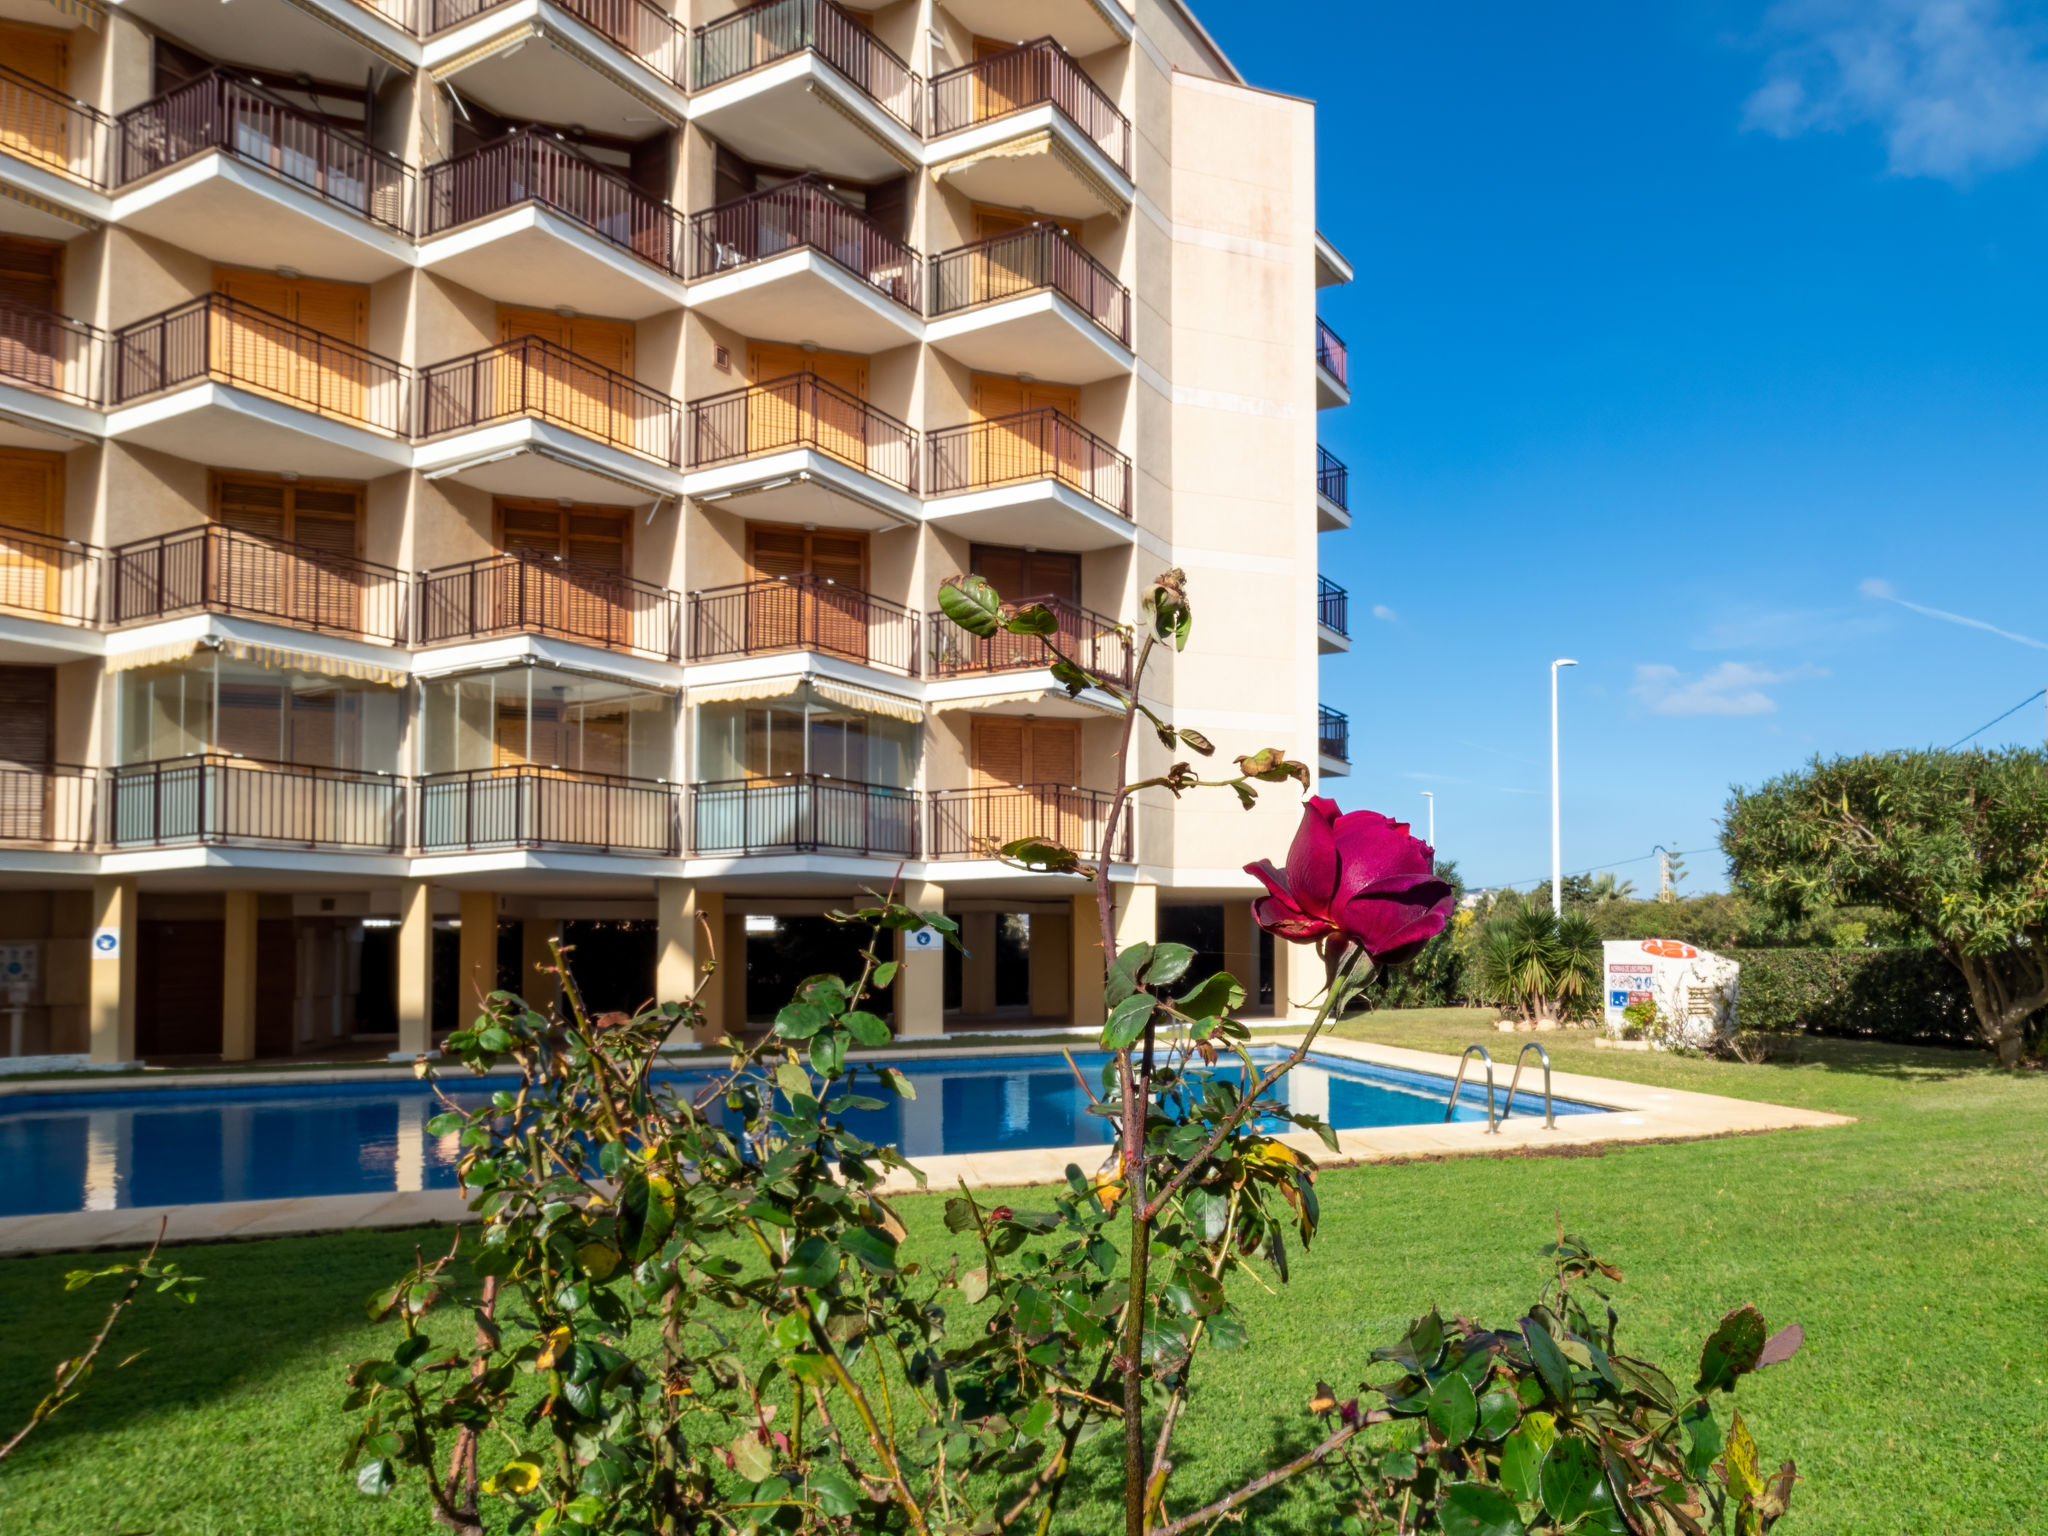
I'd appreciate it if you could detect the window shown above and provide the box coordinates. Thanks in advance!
[418,668,672,781]
[696,686,915,788]
[117,655,400,769]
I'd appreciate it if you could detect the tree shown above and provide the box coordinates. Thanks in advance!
[1474,900,1601,1025]
[1723,748,2048,1067]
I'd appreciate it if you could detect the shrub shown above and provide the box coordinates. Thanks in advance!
[1732,948,1983,1047]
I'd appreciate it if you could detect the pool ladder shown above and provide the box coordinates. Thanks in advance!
[1446,1042,1555,1133]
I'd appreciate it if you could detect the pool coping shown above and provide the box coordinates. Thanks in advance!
[0,1035,1851,1256]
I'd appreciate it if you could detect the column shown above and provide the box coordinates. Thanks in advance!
[657,880,724,1043]
[394,878,435,1060]
[1069,890,1104,1027]
[959,911,998,1019]
[1224,900,1263,1015]
[87,875,136,1066]
[894,880,946,1039]
[221,890,258,1063]
[457,890,497,1030]
[1114,882,1158,952]
[1268,933,1312,1025]
[1029,908,1069,1020]
[720,906,747,1038]
[691,890,726,1043]
[520,916,560,1014]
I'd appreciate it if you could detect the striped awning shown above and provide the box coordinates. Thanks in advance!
[688,677,804,707]
[46,0,102,28]
[106,636,406,687]
[813,678,922,723]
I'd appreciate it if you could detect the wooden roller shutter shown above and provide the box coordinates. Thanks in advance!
[971,717,1025,788]
[745,525,868,658]
[496,308,635,444]
[0,237,62,393]
[968,544,1077,669]
[495,500,629,652]
[748,343,868,463]
[970,373,1080,489]
[217,681,284,763]
[0,448,60,614]
[971,716,1081,855]
[290,279,370,422]
[211,476,363,634]
[212,269,369,423]
[0,664,53,842]
[0,23,69,171]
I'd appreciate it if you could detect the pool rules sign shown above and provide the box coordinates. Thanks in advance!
[1602,939,1740,1048]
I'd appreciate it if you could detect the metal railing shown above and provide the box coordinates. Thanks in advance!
[110,293,411,435]
[930,223,1128,345]
[347,0,422,30]
[1446,1044,1499,1133]
[0,297,104,407]
[692,774,919,857]
[417,766,681,855]
[0,61,110,185]
[419,334,682,465]
[425,132,683,274]
[115,70,413,234]
[1318,705,1349,763]
[428,0,687,86]
[0,525,100,627]
[110,523,410,644]
[686,175,920,311]
[1504,1042,1556,1130]
[1315,317,1347,387]
[415,551,682,660]
[690,575,919,674]
[926,408,1129,517]
[1317,575,1348,637]
[693,0,923,134]
[929,783,1129,862]
[687,372,919,490]
[0,763,94,850]
[930,37,1128,172]
[108,754,405,851]
[928,593,1130,687]
[1317,444,1348,510]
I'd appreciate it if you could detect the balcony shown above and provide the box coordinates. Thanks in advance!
[925,409,1131,549]
[1315,318,1349,409]
[1318,705,1350,778]
[0,763,94,852]
[105,294,413,480]
[106,755,406,852]
[415,551,682,661]
[422,0,689,133]
[929,784,1129,864]
[111,71,414,281]
[417,766,681,855]
[416,335,685,503]
[935,0,1131,57]
[929,594,1130,688]
[928,39,1132,220]
[0,526,101,647]
[420,133,686,318]
[691,0,923,182]
[1317,575,1349,654]
[684,373,920,529]
[109,523,410,646]
[1316,443,1349,532]
[109,0,420,85]
[691,775,919,858]
[686,177,921,355]
[0,63,110,235]
[0,298,105,449]
[689,576,919,675]
[926,223,1131,382]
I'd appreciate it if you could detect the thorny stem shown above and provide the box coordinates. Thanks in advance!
[1150,1412,1389,1536]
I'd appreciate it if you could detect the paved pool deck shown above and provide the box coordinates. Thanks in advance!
[0,1034,1850,1256]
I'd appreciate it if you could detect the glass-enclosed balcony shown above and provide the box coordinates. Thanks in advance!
[692,685,918,856]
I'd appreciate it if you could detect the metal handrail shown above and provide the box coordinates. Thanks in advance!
[0,60,112,186]
[1503,1041,1555,1130]
[1445,1043,1498,1133]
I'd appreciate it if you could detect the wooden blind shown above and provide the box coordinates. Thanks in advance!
[748,524,866,585]
[497,501,627,573]
[0,237,60,310]
[972,204,1080,242]
[0,664,52,766]
[212,476,361,552]
[497,308,635,374]
[216,684,284,762]
[972,718,1080,788]
[970,373,1079,421]
[213,268,368,345]
[0,448,60,535]
[971,545,1078,605]
[750,343,867,398]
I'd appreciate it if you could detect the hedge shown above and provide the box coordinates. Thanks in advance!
[1732,948,1987,1048]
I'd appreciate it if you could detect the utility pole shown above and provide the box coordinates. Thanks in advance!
[1550,659,1577,916]
[1419,791,1435,855]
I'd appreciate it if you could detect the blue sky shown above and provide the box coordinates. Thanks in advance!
[1201,1,2048,893]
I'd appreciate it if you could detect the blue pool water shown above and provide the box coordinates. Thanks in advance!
[0,1049,1602,1217]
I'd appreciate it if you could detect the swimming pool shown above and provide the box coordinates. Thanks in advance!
[0,1049,1602,1217]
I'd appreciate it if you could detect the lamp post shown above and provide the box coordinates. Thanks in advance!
[1550,659,1578,916]
[1419,791,1435,854]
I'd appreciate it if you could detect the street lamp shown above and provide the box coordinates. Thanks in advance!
[1419,791,1435,855]
[1550,659,1578,916]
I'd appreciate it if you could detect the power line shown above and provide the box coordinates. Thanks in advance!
[1947,689,2046,751]
[1479,847,1707,894]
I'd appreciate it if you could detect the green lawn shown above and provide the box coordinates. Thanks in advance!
[4,1014,2045,1534]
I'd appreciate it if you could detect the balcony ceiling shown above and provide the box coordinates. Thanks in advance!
[690,57,918,184]
[106,385,413,482]
[430,25,684,137]
[0,612,102,667]
[0,161,104,242]
[927,676,1115,720]
[1315,366,1350,411]
[690,253,922,357]
[928,111,1130,222]
[687,456,913,533]
[110,0,401,78]
[921,479,1132,552]
[417,206,685,318]
[0,397,98,455]
[418,428,678,509]
[935,0,1130,57]
[925,293,1131,384]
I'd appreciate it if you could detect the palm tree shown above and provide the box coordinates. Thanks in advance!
[1474,899,1602,1024]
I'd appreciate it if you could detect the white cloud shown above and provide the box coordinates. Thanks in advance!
[1371,604,1398,623]
[1859,576,2048,649]
[1632,661,1827,716]
[1743,0,2048,180]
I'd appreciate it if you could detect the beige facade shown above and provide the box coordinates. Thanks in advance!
[0,0,1351,1062]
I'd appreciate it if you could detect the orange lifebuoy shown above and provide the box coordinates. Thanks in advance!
[1640,939,1698,960]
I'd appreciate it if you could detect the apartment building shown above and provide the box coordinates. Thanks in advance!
[0,0,1354,1064]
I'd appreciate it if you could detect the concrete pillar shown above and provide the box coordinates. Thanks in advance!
[395,878,434,1059]
[1268,933,1314,1024]
[1114,882,1158,952]
[1224,900,1263,1015]
[86,875,135,1065]
[657,880,725,1042]
[721,906,746,1037]
[221,890,259,1063]
[457,890,497,1028]
[1069,890,1104,1027]
[959,911,998,1018]
[895,880,946,1038]
[520,916,560,1014]
[690,890,726,1042]
[1029,909,1069,1020]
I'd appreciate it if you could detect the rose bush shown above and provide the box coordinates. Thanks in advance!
[1247,797,1456,963]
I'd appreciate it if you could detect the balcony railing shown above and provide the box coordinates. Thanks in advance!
[930,37,1129,173]
[0,62,110,186]
[1318,575,1348,637]
[688,372,918,490]
[0,525,100,627]
[927,408,1129,517]
[115,70,414,234]
[107,755,405,851]
[348,0,422,29]
[693,0,923,134]
[929,783,1129,863]
[110,293,411,436]
[427,0,688,88]
[692,774,919,857]
[109,523,410,645]
[686,175,920,311]
[418,766,681,855]
[1315,318,1347,387]
[0,763,94,850]
[929,593,1131,688]
[419,335,682,466]
[690,576,919,674]
[930,223,1128,345]
[0,298,104,407]
[1317,444,1348,511]
[1318,705,1349,764]
[425,133,683,275]
[415,552,682,660]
